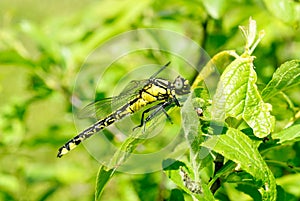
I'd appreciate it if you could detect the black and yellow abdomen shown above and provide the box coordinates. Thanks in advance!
[57,106,132,157]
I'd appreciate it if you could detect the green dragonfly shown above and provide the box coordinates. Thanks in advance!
[57,62,190,157]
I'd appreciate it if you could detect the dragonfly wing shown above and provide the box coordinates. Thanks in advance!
[78,80,148,119]
[77,97,115,119]
[117,61,171,96]
[118,62,171,96]
[119,79,148,96]
[77,61,171,120]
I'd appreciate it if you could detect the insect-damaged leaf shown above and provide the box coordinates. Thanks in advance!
[212,56,275,138]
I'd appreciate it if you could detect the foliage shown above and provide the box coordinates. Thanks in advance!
[0,0,300,201]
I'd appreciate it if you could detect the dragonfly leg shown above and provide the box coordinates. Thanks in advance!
[133,103,164,131]
[173,95,180,107]
[160,107,173,123]
[133,101,173,131]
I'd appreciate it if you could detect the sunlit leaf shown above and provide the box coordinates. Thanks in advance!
[95,165,115,201]
[201,128,277,201]
[272,124,300,144]
[192,50,236,89]
[263,0,300,25]
[212,56,275,138]
[239,17,257,49]
[201,0,228,19]
[262,60,300,101]
[276,173,300,197]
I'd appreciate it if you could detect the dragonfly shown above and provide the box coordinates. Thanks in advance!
[57,62,190,157]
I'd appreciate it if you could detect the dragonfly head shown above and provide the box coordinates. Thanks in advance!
[173,76,190,95]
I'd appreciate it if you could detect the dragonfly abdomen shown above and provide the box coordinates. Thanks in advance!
[57,92,160,158]
[57,109,132,158]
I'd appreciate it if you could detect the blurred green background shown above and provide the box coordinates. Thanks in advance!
[0,0,299,200]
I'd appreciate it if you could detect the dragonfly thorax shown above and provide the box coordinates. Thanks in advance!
[143,79,173,100]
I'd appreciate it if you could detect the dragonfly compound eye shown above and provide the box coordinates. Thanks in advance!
[174,77,183,89]
[173,76,190,95]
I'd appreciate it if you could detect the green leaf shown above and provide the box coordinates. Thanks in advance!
[73,0,152,61]
[108,129,146,169]
[20,21,66,67]
[272,124,300,144]
[276,173,300,198]
[181,95,202,169]
[201,128,277,201]
[163,160,215,201]
[263,0,300,25]
[163,161,194,195]
[192,50,236,89]
[212,56,275,138]
[239,17,257,51]
[208,161,236,188]
[276,185,298,201]
[262,60,300,101]
[0,50,35,67]
[95,165,115,201]
[168,189,184,201]
[37,185,58,201]
[236,183,262,201]
[201,0,228,19]
[200,184,216,201]
[181,93,216,183]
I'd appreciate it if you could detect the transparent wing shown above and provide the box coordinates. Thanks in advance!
[119,79,148,96]
[78,62,171,119]
[78,97,115,119]
[78,79,148,119]
[119,62,170,95]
